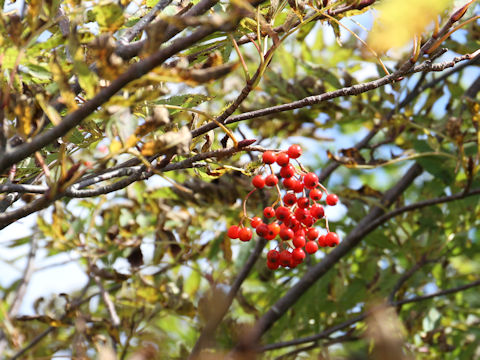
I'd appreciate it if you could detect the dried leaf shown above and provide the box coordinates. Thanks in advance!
[141,126,192,156]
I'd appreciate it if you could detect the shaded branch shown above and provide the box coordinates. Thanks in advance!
[261,277,480,352]
[189,190,270,358]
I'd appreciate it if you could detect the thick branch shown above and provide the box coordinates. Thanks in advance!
[261,278,480,352]
[0,25,219,175]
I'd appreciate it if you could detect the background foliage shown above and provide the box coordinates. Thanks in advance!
[0,0,480,359]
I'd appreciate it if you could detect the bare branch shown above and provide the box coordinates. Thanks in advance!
[115,0,220,59]
[191,54,477,139]
[118,0,174,44]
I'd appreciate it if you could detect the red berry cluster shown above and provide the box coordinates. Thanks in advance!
[227,144,341,270]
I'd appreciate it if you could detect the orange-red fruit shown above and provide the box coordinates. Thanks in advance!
[279,227,294,240]
[263,207,275,218]
[276,152,290,167]
[227,225,240,239]
[307,228,319,240]
[262,151,277,164]
[283,193,297,206]
[318,235,328,247]
[310,204,325,219]
[326,193,339,206]
[297,197,309,209]
[268,222,281,237]
[239,228,252,242]
[293,235,306,248]
[256,223,269,237]
[279,164,295,178]
[292,248,306,261]
[252,175,265,189]
[251,217,262,228]
[292,180,304,193]
[267,249,280,263]
[275,206,290,221]
[309,188,322,201]
[265,174,279,187]
[305,241,318,254]
[287,144,302,159]
[267,260,280,270]
[325,232,340,247]
[303,172,319,189]
[279,250,292,267]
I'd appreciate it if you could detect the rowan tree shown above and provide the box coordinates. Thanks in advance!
[1,0,480,359]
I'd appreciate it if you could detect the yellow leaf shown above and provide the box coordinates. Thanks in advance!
[369,0,451,52]
[110,139,123,153]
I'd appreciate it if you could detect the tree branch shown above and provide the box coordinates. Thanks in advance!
[191,53,478,138]
[118,0,174,44]
[0,145,267,229]
[261,278,480,352]
[189,190,270,358]
[0,24,221,175]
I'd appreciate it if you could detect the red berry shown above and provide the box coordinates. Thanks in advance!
[325,232,340,247]
[305,241,318,254]
[275,206,290,221]
[262,151,277,164]
[309,188,322,201]
[279,250,292,267]
[267,260,280,270]
[326,193,339,206]
[276,152,290,167]
[283,177,296,190]
[252,175,265,189]
[263,207,275,218]
[268,222,281,237]
[301,215,315,227]
[250,217,262,228]
[310,204,325,219]
[292,180,304,193]
[318,235,327,247]
[283,193,297,206]
[265,174,279,187]
[279,164,295,178]
[303,172,318,189]
[279,227,294,240]
[239,228,252,242]
[297,197,309,209]
[293,235,306,248]
[292,248,306,261]
[256,223,269,237]
[294,229,306,237]
[267,249,280,262]
[294,208,307,221]
[227,225,240,239]
[307,227,319,240]
[284,215,299,228]
[287,144,302,159]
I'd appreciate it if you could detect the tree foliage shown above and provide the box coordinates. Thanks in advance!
[0,0,480,359]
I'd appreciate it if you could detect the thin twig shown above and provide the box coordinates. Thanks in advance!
[191,54,477,138]
[118,0,174,44]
